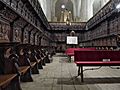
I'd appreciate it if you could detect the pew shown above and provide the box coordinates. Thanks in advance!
[0,74,17,88]
[43,49,51,63]
[65,48,96,56]
[16,44,34,81]
[40,49,46,66]
[0,43,21,90]
[74,50,120,82]
[16,44,39,75]
[65,48,96,62]
[29,45,40,74]
[35,47,43,69]
[30,45,43,69]
[40,46,51,64]
[10,53,32,82]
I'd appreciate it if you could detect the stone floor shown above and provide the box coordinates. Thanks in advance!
[21,54,120,90]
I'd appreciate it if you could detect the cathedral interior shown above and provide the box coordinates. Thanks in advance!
[1,0,120,90]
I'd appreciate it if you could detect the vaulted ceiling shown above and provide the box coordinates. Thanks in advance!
[38,0,110,22]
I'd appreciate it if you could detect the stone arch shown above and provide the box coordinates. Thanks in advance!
[55,0,74,22]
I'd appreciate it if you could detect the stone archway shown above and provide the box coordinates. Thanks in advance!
[55,0,74,22]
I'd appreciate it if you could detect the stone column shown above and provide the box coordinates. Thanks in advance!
[79,0,88,22]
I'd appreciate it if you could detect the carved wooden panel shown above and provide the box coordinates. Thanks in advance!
[0,21,10,42]
[41,37,49,47]
[13,26,21,42]
[25,24,33,32]
[11,0,18,10]
[30,30,37,45]
[54,33,66,42]
[22,5,27,17]
[23,30,29,44]
[30,32,33,45]
[17,0,23,14]
[23,24,33,44]
[35,33,39,45]
[14,18,27,28]
[0,8,17,22]
[3,0,10,5]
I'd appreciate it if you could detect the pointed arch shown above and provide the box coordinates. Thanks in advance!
[55,0,73,21]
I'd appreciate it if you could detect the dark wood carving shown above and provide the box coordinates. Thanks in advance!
[15,44,34,82]
[0,21,10,42]
[0,8,17,22]
[0,42,22,90]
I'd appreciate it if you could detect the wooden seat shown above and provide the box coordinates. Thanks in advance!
[16,44,39,74]
[30,62,37,68]
[0,74,17,87]
[18,66,30,75]
[37,59,41,63]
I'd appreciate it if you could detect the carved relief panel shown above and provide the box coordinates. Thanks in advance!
[30,30,35,45]
[11,0,18,10]
[17,0,23,14]
[23,25,33,44]
[0,21,10,42]
[35,33,39,45]
[3,0,10,5]
[13,26,21,42]
[23,30,29,44]
[0,8,17,22]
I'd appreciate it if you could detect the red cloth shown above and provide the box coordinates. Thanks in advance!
[74,51,120,66]
[65,48,96,56]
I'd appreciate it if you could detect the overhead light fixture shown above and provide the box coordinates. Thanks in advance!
[116,3,120,9]
[61,5,65,9]
[116,3,120,12]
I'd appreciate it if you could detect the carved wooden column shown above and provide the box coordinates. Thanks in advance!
[30,29,38,45]
[28,27,34,44]
[21,24,29,43]
[23,24,33,44]
[33,29,38,45]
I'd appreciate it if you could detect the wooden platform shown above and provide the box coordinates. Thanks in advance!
[21,55,120,90]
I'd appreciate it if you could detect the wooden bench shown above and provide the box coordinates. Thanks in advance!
[15,44,34,82]
[29,48,39,74]
[39,49,46,66]
[16,44,39,74]
[74,50,120,82]
[18,66,30,75]
[65,48,96,56]
[35,49,43,69]
[0,74,17,88]
[65,48,96,62]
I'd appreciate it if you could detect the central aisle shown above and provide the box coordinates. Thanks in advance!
[21,55,120,90]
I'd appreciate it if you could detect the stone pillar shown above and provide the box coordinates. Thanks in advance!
[79,0,88,22]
